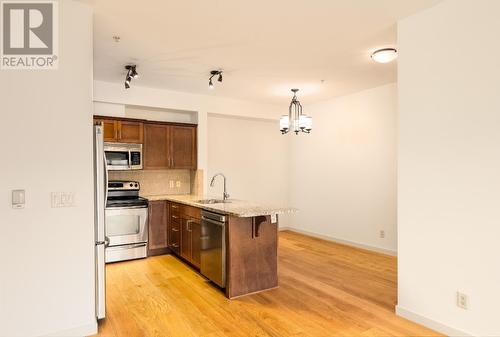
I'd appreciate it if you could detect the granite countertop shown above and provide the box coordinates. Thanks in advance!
[143,194,296,218]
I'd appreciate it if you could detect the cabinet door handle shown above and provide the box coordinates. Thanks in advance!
[172,228,179,232]
[171,205,178,209]
[172,215,179,219]
[171,243,179,248]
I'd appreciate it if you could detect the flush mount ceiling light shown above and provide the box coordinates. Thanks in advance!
[280,89,312,135]
[124,65,139,89]
[371,48,398,63]
[208,70,223,89]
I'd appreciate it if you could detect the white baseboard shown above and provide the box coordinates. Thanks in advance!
[279,226,397,256]
[396,305,473,337]
[42,321,97,337]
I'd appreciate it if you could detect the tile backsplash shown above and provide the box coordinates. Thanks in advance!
[109,169,191,196]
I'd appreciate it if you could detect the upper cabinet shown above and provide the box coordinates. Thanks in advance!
[170,125,197,169]
[144,122,197,170]
[94,116,197,170]
[94,117,143,144]
[144,123,170,169]
[119,120,144,143]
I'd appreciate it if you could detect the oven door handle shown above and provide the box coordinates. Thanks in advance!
[105,205,148,210]
[107,243,147,250]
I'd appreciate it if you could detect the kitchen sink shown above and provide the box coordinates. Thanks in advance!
[195,199,231,204]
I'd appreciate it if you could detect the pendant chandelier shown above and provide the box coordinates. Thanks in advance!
[280,89,312,134]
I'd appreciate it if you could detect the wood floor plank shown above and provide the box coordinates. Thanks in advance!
[92,230,441,337]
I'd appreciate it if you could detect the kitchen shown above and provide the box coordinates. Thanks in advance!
[93,111,292,313]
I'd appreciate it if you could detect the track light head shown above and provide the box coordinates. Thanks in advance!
[208,70,223,89]
[124,65,138,89]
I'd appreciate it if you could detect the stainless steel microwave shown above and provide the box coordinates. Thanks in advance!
[104,142,143,170]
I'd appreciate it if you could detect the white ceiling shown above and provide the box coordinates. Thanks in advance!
[86,0,440,104]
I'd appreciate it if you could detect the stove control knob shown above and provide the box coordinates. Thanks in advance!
[134,183,138,188]
[130,183,133,187]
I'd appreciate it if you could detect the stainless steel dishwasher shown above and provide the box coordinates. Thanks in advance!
[200,210,226,288]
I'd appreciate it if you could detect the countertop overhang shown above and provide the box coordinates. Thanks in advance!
[143,194,296,218]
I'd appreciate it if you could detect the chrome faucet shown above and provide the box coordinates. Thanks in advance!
[210,173,230,201]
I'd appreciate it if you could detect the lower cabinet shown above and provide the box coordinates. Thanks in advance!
[148,200,201,268]
[191,220,201,268]
[180,216,201,269]
[171,202,201,268]
[168,203,181,254]
[148,200,169,256]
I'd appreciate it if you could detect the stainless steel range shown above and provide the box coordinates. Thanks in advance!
[105,180,148,263]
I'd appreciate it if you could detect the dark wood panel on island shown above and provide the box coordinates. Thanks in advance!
[226,215,278,298]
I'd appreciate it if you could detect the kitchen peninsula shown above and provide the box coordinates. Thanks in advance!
[146,194,294,298]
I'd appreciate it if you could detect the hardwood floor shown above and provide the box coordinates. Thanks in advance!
[93,230,441,337]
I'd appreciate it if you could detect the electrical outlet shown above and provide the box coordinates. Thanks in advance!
[169,180,174,188]
[379,230,385,239]
[457,292,468,309]
[176,180,181,188]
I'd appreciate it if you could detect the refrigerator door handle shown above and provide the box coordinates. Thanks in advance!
[103,151,109,206]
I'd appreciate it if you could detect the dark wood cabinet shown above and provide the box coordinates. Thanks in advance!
[94,117,143,143]
[167,203,181,254]
[180,218,192,261]
[179,217,201,268]
[144,123,170,169]
[170,125,197,169]
[119,120,144,143]
[94,116,196,169]
[148,200,170,256]
[190,219,201,268]
[144,122,197,170]
[167,202,201,268]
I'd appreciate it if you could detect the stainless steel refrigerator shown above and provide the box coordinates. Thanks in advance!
[94,123,107,319]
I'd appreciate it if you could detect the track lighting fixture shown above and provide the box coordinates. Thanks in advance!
[208,70,223,89]
[124,65,138,89]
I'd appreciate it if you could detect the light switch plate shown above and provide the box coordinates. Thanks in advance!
[51,192,75,208]
[271,213,277,223]
[176,181,181,188]
[12,190,25,209]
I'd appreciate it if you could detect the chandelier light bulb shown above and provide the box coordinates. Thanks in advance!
[279,115,289,134]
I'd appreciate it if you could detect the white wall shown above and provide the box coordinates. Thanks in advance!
[397,1,500,336]
[0,1,95,337]
[207,114,290,226]
[288,84,398,254]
